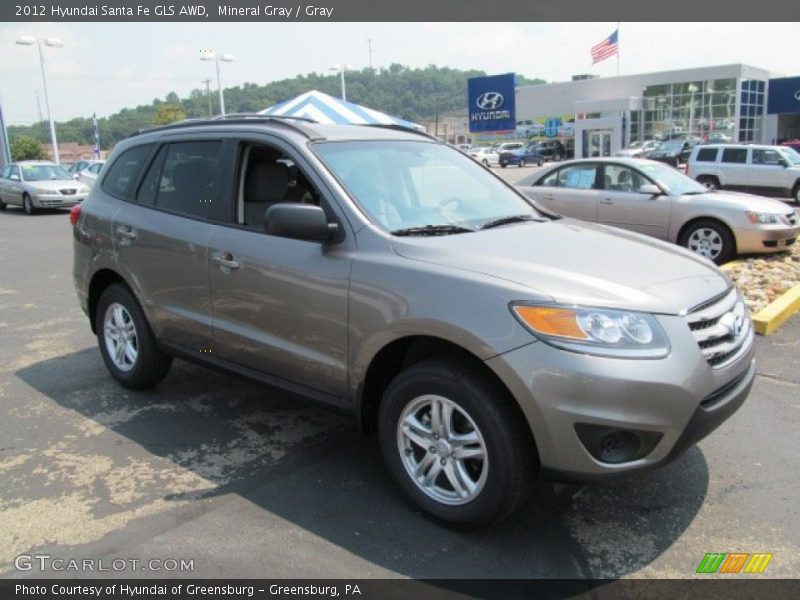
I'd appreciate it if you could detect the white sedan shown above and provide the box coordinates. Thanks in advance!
[467,147,500,167]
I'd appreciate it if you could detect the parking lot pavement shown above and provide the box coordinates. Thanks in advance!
[1,208,799,580]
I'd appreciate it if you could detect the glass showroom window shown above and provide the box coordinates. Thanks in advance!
[738,79,765,143]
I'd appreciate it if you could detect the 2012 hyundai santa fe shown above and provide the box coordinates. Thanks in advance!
[72,116,755,527]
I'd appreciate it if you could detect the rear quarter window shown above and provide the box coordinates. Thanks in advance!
[101,144,154,200]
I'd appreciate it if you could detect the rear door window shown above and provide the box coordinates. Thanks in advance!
[151,141,222,219]
[721,148,748,164]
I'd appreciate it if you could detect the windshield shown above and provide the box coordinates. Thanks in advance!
[20,164,72,181]
[314,140,542,232]
[638,161,707,195]
[659,140,684,151]
[778,147,800,165]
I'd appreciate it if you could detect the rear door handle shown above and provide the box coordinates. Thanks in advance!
[212,251,241,270]
[600,198,616,205]
[115,224,137,243]
[539,194,554,201]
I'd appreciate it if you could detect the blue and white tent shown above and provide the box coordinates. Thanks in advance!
[259,90,424,131]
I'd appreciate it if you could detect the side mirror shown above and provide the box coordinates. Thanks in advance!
[638,184,662,196]
[263,203,336,243]
[9,174,20,182]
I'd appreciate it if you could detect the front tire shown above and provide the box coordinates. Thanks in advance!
[0,199,6,211]
[697,175,720,190]
[679,219,735,265]
[519,159,526,168]
[95,283,173,389]
[482,159,489,167]
[378,357,536,528]
[23,194,36,215]
[793,183,800,204]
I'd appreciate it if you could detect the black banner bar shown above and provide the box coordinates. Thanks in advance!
[2,0,800,22]
[3,579,800,600]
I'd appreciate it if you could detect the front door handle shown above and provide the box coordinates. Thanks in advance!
[212,251,241,270]
[600,198,616,205]
[539,194,554,201]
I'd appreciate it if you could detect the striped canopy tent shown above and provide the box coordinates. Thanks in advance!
[259,90,424,131]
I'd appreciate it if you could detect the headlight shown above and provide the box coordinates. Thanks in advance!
[745,211,780,225]
[510,303,671,358]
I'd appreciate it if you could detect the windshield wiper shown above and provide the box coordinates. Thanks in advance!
[391,224,474,236]
[480,214,546,230]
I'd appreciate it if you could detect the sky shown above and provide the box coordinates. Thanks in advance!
[1,21,799,125]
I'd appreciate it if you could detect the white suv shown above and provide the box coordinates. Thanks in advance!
[687,144,800,202]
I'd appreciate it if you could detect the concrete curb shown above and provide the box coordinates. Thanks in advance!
[751,283,800,336]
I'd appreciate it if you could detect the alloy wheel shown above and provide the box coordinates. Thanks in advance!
[396,394,488,505]
[103,302,138,371]
[687,227,723,260]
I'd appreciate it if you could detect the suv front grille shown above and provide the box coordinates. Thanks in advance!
[686,288,752,369]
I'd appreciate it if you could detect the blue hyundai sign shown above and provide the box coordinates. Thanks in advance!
[468,73,516,133]
[768,76,800,115]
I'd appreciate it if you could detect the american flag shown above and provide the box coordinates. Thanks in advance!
[591,29,619,65]
[92,112,100,158]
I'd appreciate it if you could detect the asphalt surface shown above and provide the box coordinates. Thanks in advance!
[1,202,799,581]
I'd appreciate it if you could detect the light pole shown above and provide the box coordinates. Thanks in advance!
[329,64,353,102]
[16,35,62,164]
[200,50,233,116]
[687,83,698,137]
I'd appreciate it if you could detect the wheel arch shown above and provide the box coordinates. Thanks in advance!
[87,269,132,334]
[356,335,538,460]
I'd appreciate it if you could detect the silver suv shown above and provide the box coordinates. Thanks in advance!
[687,143,800,202]
[72,116,755,527]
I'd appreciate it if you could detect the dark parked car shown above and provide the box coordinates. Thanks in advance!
[647,137,702,167]
[781,139,800,153]
[498,144,545,168]
[530,140,566,161]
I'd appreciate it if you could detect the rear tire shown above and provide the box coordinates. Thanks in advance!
[679,219,735,265]
[378,357,536,528]
[95,283,173,389]
[482,159,489,167]
[793,183,800,204]
[23,194,36,215]
[519,159,526,168]
[500,162,507,168]
[0,199,6,211]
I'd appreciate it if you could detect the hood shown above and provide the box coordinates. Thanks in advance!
[391,219,728,314]
[27,179,83,191]
[683,190,796,213]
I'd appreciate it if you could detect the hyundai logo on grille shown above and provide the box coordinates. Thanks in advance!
[719,311,743,337]
[476,92,504,110]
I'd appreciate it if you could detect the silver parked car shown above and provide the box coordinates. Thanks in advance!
[613,140,661,158]
[467,146,500,167]
[75,160,106,189]
[72,118,755,527]
[518,157,799,264]
[0,161,90,215]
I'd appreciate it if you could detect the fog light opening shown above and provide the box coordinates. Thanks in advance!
[574,423,663,465]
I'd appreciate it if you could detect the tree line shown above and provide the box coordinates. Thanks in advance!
[7,64,544,154]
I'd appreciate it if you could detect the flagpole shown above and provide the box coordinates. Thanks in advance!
[616,22,620,77]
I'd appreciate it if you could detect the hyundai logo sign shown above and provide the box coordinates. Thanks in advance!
[476,92,504,110]
[795,89,800,101]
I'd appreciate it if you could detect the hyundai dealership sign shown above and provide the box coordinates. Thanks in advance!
[768,76,800,114]
[468,73,516,133]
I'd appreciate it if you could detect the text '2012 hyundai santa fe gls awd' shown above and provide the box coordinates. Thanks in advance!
[72,117,755,528]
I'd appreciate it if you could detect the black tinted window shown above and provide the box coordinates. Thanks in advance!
[154,141,221,218]
[695,148,719,162]
[102,145,154,199]
[721,148,748,164]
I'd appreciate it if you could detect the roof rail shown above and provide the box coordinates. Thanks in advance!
[362,123,438,141]
[128,114,324,140]
[213,113,318,124]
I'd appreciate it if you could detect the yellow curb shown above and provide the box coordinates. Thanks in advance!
[751,283,800,336]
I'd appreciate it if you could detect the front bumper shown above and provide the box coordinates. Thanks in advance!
[33,193,87,208]
[735,224,799,254]
[485,313,755,480]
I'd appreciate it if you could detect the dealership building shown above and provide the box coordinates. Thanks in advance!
[469,65,800,158]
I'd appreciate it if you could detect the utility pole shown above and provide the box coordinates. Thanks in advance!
[367,38,373,71]
[202,79,213,117]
